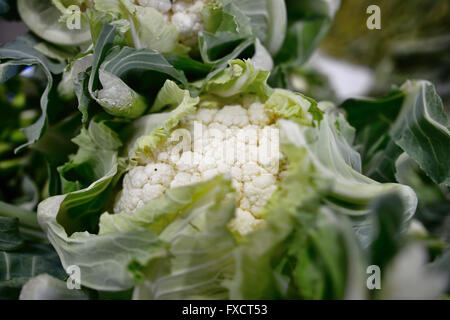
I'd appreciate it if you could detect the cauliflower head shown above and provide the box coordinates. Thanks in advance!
[115,97,287,235]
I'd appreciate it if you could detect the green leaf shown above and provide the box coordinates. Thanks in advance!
[74,71,91,123]
[232,0,287,55]
[88,23,117,102]
[395,154,450,241]
[88,24,189,119]
[38,194,166,291]
[269,0,340,87]
[0,34,66,153]
[0,242,66,300]
[341,80,450,186]
[58,117,122,195]
[19,274,89,300]
[265,88,320,126]
[38,176,235,294]
[164,55,212,80]
[99,176,232,235]
[278,111,417,248]
[203,59,273,99]
[339,90,404,175]
[58,53,94,102]
[0,217,24,251]
[0,0,9,15]
[131,176,236,300]
[228,146,326,299]
[100,46,189,88]
[54,119,123,233]
[0,62,23,83]
[17,0,91,46]
[294,213,366,300]
[393,81,450,186]
[277,0,339,64]
[199,1,254,66]
[368,192,407,270]
[131,81,199,163]
[94,0,187,54]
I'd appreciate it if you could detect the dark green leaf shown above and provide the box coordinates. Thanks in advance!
[100,46,189,89]
[0,0,9,14]
[0,217,24,251]
[0,34,66,153]
[74,71,91,123]
[199,1,254,66]
[275,0,339,66]
[341,81,450,186]
[369,192,406,270]
[0,242,66,300]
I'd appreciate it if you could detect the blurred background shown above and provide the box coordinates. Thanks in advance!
[0,20,27,44]
[321,0,450,110]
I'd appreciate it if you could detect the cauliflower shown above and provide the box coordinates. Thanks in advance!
[134,0,209,48]
[114,98,286,235]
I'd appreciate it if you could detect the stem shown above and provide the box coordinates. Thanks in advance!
[19,226,48,242]
[129,16,142,50]
[0,201,41,230]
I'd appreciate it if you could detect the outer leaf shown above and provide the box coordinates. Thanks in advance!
[130,82,199,163]
[368,192,407,270]
[20,274,89,300]
[0,34,66,152]
[339,90,404,173]
[204,59,273,99]
[393,81,450,186]
[94,0,186,54]
[294,212,366,300]
[228,145,324,299]
[0,241,66,300]
[0,0,9,14]
[199,1,254,66]
[58,118,122,195]
[88,24,189,118]
[275,0,340,66]
[278,112,417,247]
[232,0,287,55]
[58,53,94,102]
[342,80,450,186]
[366,192,447,300]
[0,62,23,83]
[38,195,166,291]
[52,116,124,234]
[100,47,189,87]
[17,0,91,46]
[128,176,236,300]
[269,0,340,87]
[0,217,24,251]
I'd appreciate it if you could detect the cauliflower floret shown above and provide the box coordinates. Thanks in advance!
[144,163,174,186]
[195,108,217,124]
[129,166,148,188]
[249,102,271,125]
[215,105,249,128]
[136,0,172,13]
[229,209,266,236]
[115,99,285,235]
[142,183,166,202]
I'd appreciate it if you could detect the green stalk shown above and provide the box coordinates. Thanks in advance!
[0,201,41,230]
[19,226,48,242]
